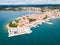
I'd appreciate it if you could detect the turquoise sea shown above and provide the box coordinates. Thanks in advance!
[0,11,60,45]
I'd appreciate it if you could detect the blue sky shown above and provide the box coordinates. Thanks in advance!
[0,0,60,5]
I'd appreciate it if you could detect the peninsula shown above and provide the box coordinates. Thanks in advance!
[6,9,60,37]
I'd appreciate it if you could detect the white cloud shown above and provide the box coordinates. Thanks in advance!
[0,0,60,5]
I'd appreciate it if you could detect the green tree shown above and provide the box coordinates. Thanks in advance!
[9,22,17,27]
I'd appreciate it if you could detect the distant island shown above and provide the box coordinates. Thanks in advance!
[6,7,60,37]
[0,6,60,12]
